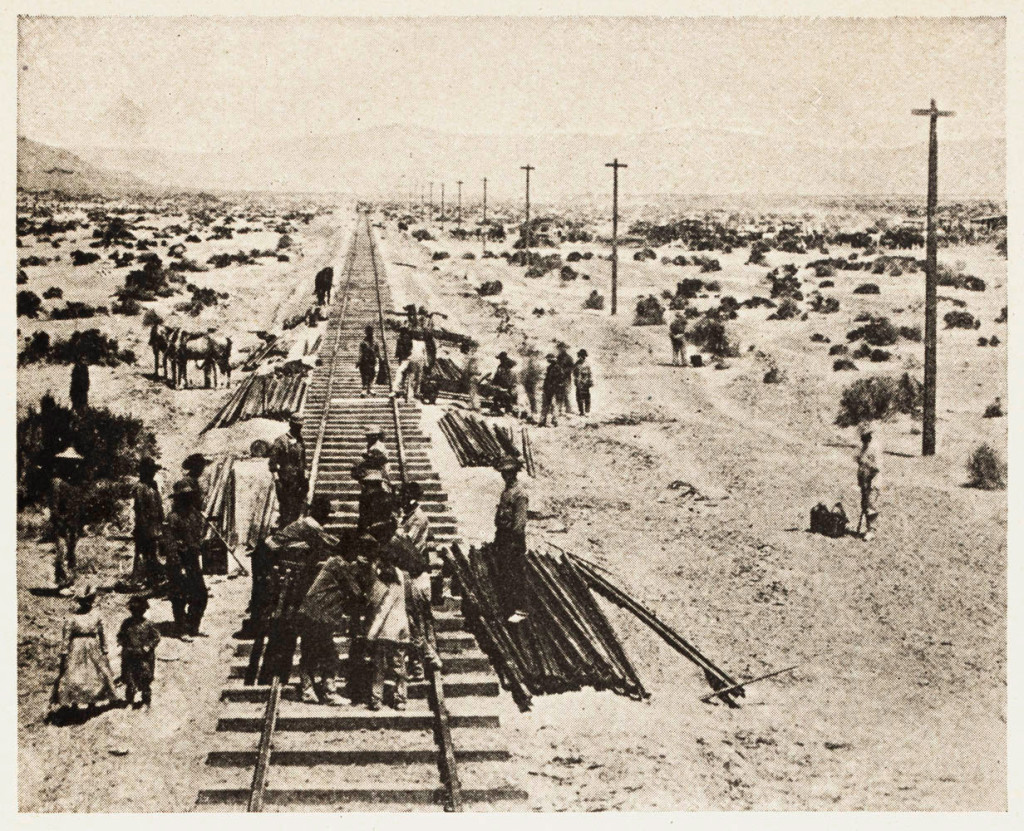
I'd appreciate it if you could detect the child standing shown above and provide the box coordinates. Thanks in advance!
[117,595,161,708]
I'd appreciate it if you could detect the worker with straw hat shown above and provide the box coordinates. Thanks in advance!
[856,421,881,541]
[50,447,86,595]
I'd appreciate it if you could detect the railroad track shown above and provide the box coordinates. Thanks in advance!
[195,213,527,812]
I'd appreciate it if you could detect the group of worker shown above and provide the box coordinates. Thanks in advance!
[248,428,442,709]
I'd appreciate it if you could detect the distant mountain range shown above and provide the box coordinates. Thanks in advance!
[20,125,1005,200]
[18,136,149,194]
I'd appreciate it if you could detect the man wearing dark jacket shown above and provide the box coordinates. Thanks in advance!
[539,353,562,427]
[70,356,90,414]
[163,479,208,640]
[132,456,165,589]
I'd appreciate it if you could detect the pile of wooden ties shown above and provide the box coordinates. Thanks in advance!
[438,410,535,475]
[203,362,310,432]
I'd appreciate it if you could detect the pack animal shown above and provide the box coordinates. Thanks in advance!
[314,267,334,306]
[168,330,233,389]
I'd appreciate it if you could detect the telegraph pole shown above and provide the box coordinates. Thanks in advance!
[521,164,534,252]
[440,183,445,231]
[912,100,954,457]
[457,180,463,227]
[429,182,434,222]
[481,178,488,255]
[482,177,488,224]
[605,158,627,316]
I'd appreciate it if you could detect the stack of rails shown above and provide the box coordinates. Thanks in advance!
[195,214,526,812]
[437,411,535,475]
[203,365,310,432]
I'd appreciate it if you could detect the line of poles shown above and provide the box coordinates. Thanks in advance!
[403,101,949,456]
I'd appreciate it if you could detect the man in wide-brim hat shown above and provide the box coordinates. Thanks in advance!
[269,412,308,528]
[133,456,165,589]
[163,478,208,640]
[493,455,530,623]
[50,447,85,593]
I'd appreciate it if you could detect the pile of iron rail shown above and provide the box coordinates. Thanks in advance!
[437,410,535,475]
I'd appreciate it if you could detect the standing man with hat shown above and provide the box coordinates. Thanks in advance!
[491,352,518,415]
[132,456,165,590]
[573,349,593,417]
[50,447,86,594]
[269,414,308,529]
[394,481,442,679]
[539,353,561,427]
[493,456,530,623]
[179,452,211,513]
[855,422,881,541]
[357,325,381,397]
[163,479,208,640]
[70,354,90,414]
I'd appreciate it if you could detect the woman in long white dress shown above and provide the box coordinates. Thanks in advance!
[49,584,119,718]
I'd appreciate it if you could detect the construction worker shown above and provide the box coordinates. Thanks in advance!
[179,453,211,513]
[163,479,208,640]
[357,325,381,396]
[70,355,90,414]
[669,313,687,366]
[462,342,481,411]
[394,481,442,679]
[493,456,529,623]
[356,466,396,543]
[539,353,561,427]
[132,456,165,590]
[856,422,880,541]
[269,414,308,528]
[573,349,593,416]
[399,335,427,402]
[50,447,86,594]
[491,352,518,414]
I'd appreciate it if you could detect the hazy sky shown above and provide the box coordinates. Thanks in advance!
[19,16,1004,153]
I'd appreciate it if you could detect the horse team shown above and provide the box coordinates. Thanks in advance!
[148,265,332,390]
[149,324,233,389]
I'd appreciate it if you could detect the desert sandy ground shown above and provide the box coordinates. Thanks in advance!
[17,202,1005,811]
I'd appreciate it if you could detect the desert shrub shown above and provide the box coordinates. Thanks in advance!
[810,333,830,343]
[769,298,800,320]
[50,301,97,320]
[432,251,450,261]
[966,444,1005,490]
[852,343,872,360]
[853,283,880,295]
[477,280,502,297]
[672,279,706,303]
[763,364,786,384]
[943,310,979,330]
[168,257,207,272]
[990,335,1001,347]
[898,325,922,342]
[19,331,51,365]
[995,306,1007,323]
[819,279,834,288]
[718,296,741,318]
[583,290,605,310]
[835,373,923,427]
[833,359,858,371]
[829,344,848,356]
[277,234,292,250]
[558,265,577,280]
[689,315,739,358]
[20,255,52,267]
[47,329,135,366]
[70,250,101,266]
[111,297,142,316]
[846,316,899,347]
[633,248,657,262]
[869,349,891,362]
[42,286,63,300]
[983,399,1003,418]
[693,255,721,273]
[808,291,840,314]
[17,290,42,318]
[978,337,989,347]
[742,296,775,309]
[634,295,665,326]
[813,263,836,278]
[411,229,434,242]
[185,234,201,243]
[17,394,157,522]
[704,280,721,293]
[566,251,583,263]
[462,252,476,260]
[746,241,769,265]
[937,263,986,292]
[767,266,802,300]
[671,255,689,266]
[142,309,162,327]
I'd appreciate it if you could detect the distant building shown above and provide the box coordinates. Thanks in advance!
[970,214,1006,231]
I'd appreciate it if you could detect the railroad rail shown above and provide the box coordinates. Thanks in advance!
[195,213,526,811]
